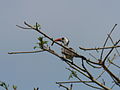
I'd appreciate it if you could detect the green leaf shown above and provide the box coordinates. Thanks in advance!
[43,41,48,44]
[33,46,38,49]
[13,85,17,89]
[0,81,8,90]
[34,37,49,49]
[38,37,43,41]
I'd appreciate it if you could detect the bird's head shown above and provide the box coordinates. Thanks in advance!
[52,37,69,46]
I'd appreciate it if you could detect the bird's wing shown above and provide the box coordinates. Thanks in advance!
[61,47,75,56]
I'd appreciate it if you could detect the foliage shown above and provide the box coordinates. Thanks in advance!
[34,37,48,49]
[0,81,8,90]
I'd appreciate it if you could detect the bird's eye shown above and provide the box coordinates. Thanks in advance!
[62,37,64,40]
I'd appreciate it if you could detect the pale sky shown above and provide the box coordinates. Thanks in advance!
[0,0,120,90]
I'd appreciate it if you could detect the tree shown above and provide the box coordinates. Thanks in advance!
[8,22,120,90]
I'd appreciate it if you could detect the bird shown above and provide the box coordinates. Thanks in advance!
[51,37,77,62]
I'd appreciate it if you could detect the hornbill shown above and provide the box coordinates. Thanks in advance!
[51,37,78,62]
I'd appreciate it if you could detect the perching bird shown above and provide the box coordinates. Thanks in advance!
[51,37,77,62]
[51,37,87,62]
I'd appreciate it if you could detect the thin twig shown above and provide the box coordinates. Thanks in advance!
[8,50,44,54]
[82,59,93,80]
[100,24,117,60]
[65,62,104,89]
[96,54,116,80]
[103,39,120,63]
[86,60,102,69]
[58,84,69,90]
[79,45,120,51]
[88,53,102,68]
[89,53,98,61]
[100,39,120,83]
[56,80,92,84]
[82,60,111,90]
[108,60,120,68]
[16,25,31,29]
[67,65,103,89]
[102,64,120,84]
[107,34,120,56]
[111,83,116,89]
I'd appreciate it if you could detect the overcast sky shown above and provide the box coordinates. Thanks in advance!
[0,0,120,90]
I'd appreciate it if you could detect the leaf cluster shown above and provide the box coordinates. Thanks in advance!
[34,37,48,49]
[0,81,8,90]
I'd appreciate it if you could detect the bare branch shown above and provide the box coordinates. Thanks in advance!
[100,24,117,60]
[81,60,111,89]
[108,59,120,68]
[16,25,31,29]
[56,81,92,84]
[96,54,116,80]
[103,39,120,63]
[99,39,120,84]
[81,60,99,87]
[102,64,120,84]
[58,84,70,90]
[111,83,116,89]
[107,34,120,56]
[8,50,44,54]
[79,45,120,51]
